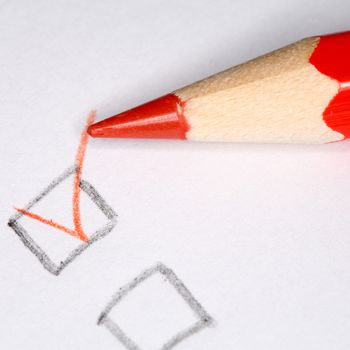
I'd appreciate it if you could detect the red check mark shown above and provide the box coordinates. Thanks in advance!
[15,111,96,242]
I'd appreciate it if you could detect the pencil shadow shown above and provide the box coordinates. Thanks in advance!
[88,136,350,156]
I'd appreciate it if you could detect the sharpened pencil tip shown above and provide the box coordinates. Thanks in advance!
[87,94,189,139]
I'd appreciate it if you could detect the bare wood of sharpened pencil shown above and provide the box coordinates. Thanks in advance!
[176,38,340,144]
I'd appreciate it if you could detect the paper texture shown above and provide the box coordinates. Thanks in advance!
[1,1,350,349]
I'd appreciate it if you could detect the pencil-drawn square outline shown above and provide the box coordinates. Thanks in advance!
[8,165,117,276]
[97,262,213,350]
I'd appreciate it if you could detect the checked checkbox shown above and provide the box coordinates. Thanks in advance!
[8,111,117,275]
[8,165,117,275]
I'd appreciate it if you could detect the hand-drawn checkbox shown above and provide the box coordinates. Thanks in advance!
[98,263,213,350]
[8,165,117,276]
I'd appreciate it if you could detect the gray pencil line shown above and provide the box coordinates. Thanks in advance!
[159,264,212,322]
[8,165,117,276]
[9,165,77,223]
[161,320,207,350]
[101,316,141,350]
[98,262,213,350]
[98,264,157,324]
[8,220,58,274]
[57,220,116,274]
[80,179,117,220]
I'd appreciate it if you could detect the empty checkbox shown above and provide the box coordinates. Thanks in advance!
[98,263,213,350]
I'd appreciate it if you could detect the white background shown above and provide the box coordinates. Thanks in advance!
[1,1,350,349]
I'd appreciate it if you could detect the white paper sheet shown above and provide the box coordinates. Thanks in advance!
[1,1,350,349]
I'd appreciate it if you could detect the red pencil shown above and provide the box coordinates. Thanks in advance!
[88,31,350,144]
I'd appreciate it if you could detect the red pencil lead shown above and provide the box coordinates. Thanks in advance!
[88,94,188,139]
